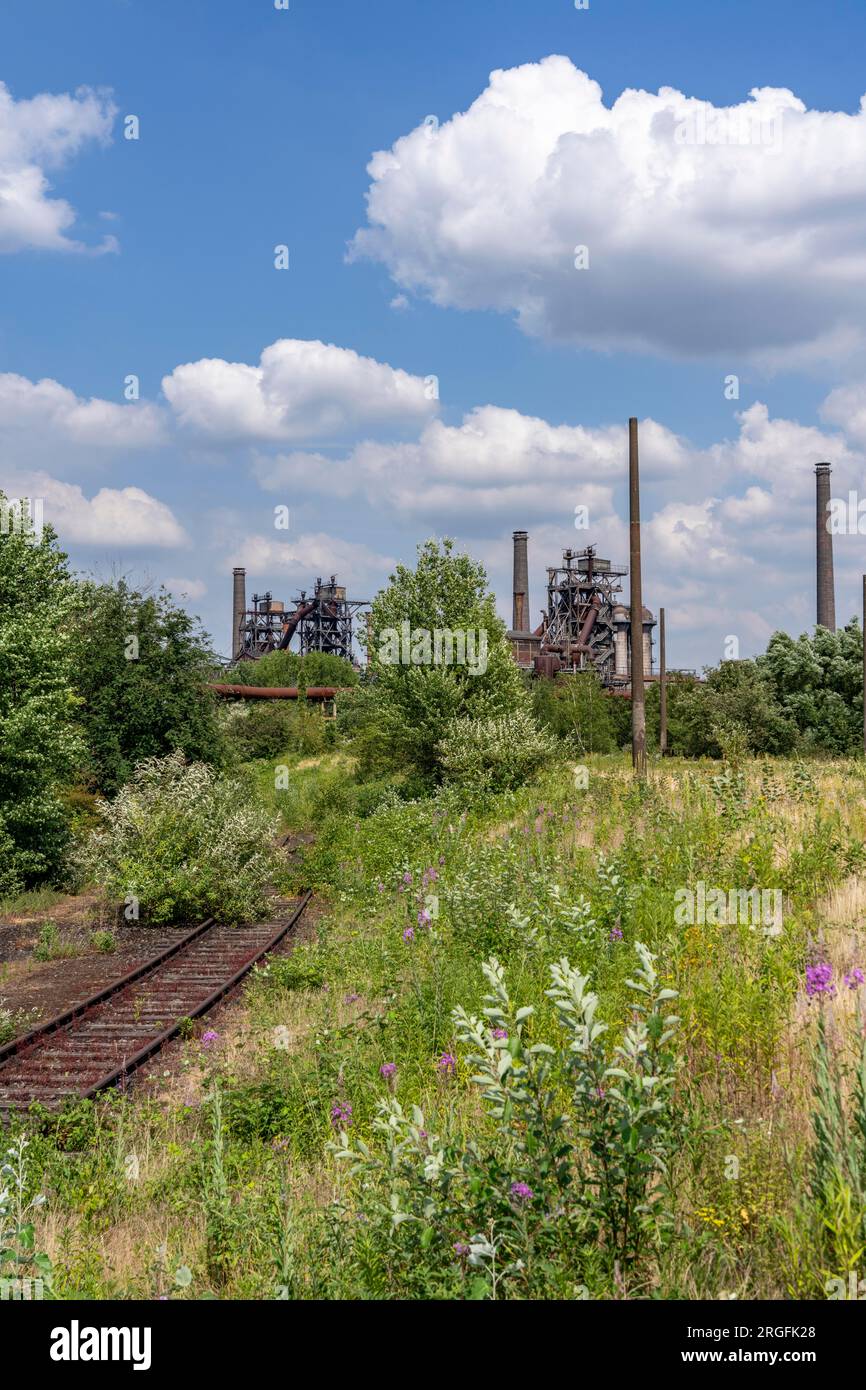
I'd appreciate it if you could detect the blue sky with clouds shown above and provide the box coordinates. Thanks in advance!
[3,0,866,665]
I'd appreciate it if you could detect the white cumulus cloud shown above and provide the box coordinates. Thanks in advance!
[162,338,437,443]
[351,55,866,364]
[5,471,187,547]
[0,81,117,253]
[0,373,166,456]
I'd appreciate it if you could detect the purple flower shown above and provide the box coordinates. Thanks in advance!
[330,1101,353,1130]
[492,1027,508,1040]
[403,871,413,884]
[271,1136,290,1151]
[377,882,385,893]
[806,962,836,998]
[845,967,865,990]
[454,1242,470,1258]
[417,908,432,928]
[344,992,360,1004]
[379,1062,397,1078]
[403,926,415,942]
[201,1030,219,1048]
[437,1052,456,1075]
[510,1181,534,1203]
[609,927,623,942]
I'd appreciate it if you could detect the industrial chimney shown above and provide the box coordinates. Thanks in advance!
[512,530,529,632]
[232,567,246,661]
[815,463,836,632]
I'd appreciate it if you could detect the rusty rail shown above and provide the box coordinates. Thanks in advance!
[0,892,312,1111]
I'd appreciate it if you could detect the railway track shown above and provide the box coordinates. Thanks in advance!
[0,892,312,1112]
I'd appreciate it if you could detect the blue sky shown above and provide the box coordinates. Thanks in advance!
[3,0,866,665]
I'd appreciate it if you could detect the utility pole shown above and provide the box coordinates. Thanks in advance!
[629,417,647,778]
[659,605,667,756]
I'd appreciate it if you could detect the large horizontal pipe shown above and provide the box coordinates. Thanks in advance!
[208,683,340,700]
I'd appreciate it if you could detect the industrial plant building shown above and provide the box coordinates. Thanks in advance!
[507,531,656,688]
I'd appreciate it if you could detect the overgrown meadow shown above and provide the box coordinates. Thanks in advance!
[8,751,866,1301]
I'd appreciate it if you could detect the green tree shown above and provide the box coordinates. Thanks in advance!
[224,648,356,689]
[531,671,619,753]
[360,538,528,781]
[70,578,225,793]
[758,624,863,754]
[0,498,83,891]
[656,661,796,758]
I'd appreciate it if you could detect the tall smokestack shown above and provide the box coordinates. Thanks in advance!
[512,530,529,631]
[815,463,836,632]
[232,567,246,661]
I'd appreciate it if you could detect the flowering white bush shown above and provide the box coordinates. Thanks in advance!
[437,709,555,792]
[79,751,279,925]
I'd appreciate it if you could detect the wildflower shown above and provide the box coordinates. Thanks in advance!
[437,1052,456,1075]
[377,882,385,893]
[201,1030,219,1048]
[510,1181,534,1203]
[403,926,415,942]
[417,908,432,928]
[454,1242,470,1258]
[845,967,865,990]
[271,1136,290,1152]
[439,855,445,865]
[344,992,360,1004]
[492,1027,508,1040]
[403,870,413,884]
[806,962,836,998]
[330,1101,353,1130]
[609,927,623,942]
[379,1062,397,1078]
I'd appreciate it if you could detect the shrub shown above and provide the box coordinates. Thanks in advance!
[79,751,279,925]
[437,708,555,792]
[33,921,78,962]
[89,930,116,955]
[229,702,326,762]
[331,943,682,1294]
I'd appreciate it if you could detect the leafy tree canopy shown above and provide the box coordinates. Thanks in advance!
[70,577,226,793]
[0,499,83,890]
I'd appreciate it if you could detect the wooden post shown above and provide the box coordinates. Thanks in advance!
[629,417,647,778]
[659,605,667,756]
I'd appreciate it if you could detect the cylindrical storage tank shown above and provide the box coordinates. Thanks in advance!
[642,630,652,677]
[642,607,654,677]
[613,604,629,678]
